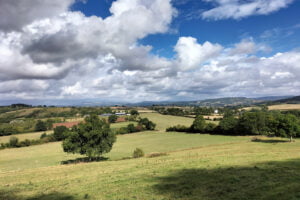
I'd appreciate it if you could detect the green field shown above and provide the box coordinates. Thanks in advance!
[0,131,52,143]
[1,113,300,200]
[140,113,195,131]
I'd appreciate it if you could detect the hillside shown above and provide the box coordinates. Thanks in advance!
[274,96,300,104]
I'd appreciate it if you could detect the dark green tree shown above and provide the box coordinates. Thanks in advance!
[53,126,69,141]
[62,115,116,159]
[130,109,139,116]
[270,114,300,142]
[35,120,47,131]
[127,123,136,133]
[218,115,238,135]
[191,115,206,133]
[108,115,118,123]
[138,118,156,130]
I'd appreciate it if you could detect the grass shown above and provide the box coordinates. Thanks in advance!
[0,131,53,143]
[1,113,300,199]
[1,137,300,200]
[268,104,300,110]
[0,132,247,172]
[140,113,194,131]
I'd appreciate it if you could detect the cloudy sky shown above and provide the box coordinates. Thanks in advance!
[1,0,300,104]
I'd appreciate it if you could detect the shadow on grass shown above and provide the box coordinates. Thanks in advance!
[61,156,108,165]
[251,138,290,143]
[153,159,300,200]
[0,190,75,200]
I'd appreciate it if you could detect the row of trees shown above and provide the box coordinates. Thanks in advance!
[167,111,300,141]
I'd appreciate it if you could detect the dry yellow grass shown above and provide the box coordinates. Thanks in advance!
[268,104,300,110]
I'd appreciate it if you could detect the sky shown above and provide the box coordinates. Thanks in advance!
[0,0,300,104]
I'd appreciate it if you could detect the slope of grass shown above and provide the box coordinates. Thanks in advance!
[1,112,300,200]
[0,138,300,200]
[0,132,247,172]
[140,113,194,131]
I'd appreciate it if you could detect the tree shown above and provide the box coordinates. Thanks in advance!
[138,118,156,130]
[191,115,206,133]
[271,114,300,142]
[35,120,47,131]
[62,115,116,159]
[130,109,139,116]
[218,115,238,135]
[53,126,69,141]
[127,123,136,133]
[108,115,118,123]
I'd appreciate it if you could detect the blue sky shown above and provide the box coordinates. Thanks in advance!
[0,0,300,104]
[72,0,300,57]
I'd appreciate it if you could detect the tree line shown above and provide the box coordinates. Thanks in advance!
[167,110,300,141]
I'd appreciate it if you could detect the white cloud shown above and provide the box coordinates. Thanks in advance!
[175,37,222,70]
[202,0,294,20]
[0,0,300,102]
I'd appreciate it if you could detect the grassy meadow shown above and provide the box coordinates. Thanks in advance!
[1,113,300,200]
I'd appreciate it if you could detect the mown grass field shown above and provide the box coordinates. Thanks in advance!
[268,104,300,110]
[1,113,300,200]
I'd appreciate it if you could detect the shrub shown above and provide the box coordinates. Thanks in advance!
[40,132,47,139]
[9,136,19,147]
[166,125,190,132]
[133,148,144,158]
[147,152,168,158]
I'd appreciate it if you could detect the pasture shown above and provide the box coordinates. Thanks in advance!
[0,113,300,200]
[0,136,299,200]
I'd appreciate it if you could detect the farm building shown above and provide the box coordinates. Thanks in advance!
[52,121,81,129]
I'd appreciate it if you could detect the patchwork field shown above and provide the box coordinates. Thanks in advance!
[0,113,300,200]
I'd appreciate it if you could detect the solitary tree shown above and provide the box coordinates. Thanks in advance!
[62,115,116,159]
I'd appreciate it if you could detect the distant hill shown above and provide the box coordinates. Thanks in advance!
[129,96,295,107]
[254,96,293,101]
[273,96,300,104]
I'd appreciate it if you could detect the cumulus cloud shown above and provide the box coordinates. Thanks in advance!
[202,0,294,20]
[0,0,75,32]
[175,37,222,70]
[0,0,300,102]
